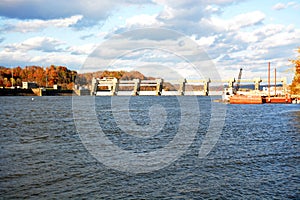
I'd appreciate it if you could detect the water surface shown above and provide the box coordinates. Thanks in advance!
[0,96,299,199]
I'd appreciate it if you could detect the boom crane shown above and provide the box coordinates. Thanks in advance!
[235,68,243,94]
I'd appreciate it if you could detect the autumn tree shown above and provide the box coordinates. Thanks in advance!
[47,65,58,86]
[34,67,44,86]
[290,47,300,95]
[0,67,5,87]
[2,68,13,87]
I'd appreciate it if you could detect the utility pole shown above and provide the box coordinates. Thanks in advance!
[268,62,270,98]
[45,66,48,88]
[11,67,14,88]
[274,68,277,96]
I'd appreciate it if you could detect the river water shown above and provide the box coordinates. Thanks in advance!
[0,96,299,199]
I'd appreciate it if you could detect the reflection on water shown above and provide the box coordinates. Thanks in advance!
[0,96,299,199]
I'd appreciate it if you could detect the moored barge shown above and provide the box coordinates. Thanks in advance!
[264,95,292,104]
[226,62,294,104]
[230,95,263,104]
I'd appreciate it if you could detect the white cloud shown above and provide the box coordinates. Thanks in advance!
[125,14,162,27]
[0,50,29,66]
[0,0,154,29]
[234,24,286,43]
[157,5,175,20]
[259,29,300,48]
[0,44,86,68]
[80,28,218,79]
[1,36,98,67]
[42,53,85,67]
[207,0,239,4]
[272,3,286,10]
[67,44,97,55]
[203,11,265,32]
[202,18,300,82]
[192,35,217,47]
[205,5,220,13]
[4,37,65,52]
[234,32,258,43]
[272,1,298,10]
[3,15,83,33]
[229,11,265,30]
[254,24,285,37]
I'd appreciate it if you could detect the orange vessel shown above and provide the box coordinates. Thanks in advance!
[230,95,263,104]
[228,62,293,104]
[264,95,292,104]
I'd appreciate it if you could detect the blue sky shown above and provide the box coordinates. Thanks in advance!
[0,0,299,82]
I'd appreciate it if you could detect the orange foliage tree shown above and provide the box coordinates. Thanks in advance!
[0,65,77,89]
[290,47,300,95]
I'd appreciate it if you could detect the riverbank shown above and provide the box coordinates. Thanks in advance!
[0,88,73,96]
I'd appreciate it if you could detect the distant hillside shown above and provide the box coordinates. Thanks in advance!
[76,70,155,86]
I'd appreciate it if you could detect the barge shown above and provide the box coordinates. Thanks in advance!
[264,95,292,104]
[229,95,263,104]
[224,62,294,104]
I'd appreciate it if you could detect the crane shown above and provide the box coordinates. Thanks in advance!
[235,68,242,94]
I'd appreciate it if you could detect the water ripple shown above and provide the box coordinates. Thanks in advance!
[0,96,299,199]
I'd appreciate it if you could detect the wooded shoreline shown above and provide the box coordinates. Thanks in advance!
[0,88,73,96]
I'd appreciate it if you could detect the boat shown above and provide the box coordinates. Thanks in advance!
[225,63,294,104]
[230,94,263,104]
[264,94,292,104]
[222,87,235,102]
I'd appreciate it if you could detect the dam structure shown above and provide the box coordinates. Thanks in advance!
[91,77,288,96]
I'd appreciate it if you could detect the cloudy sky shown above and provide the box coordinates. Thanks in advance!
[0,0,299,82]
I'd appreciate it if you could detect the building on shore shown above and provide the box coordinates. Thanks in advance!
[22,82,38,89]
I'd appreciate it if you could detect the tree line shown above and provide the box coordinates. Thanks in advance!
[0,65,152,90]
[0,65,77,90]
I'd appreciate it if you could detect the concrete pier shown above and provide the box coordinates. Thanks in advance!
[112,78,119,96]
[203,79,211,96]
[155,79,163,96]
[253,78,262,91]
[133,79,140,96]
[178,79,186,96]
